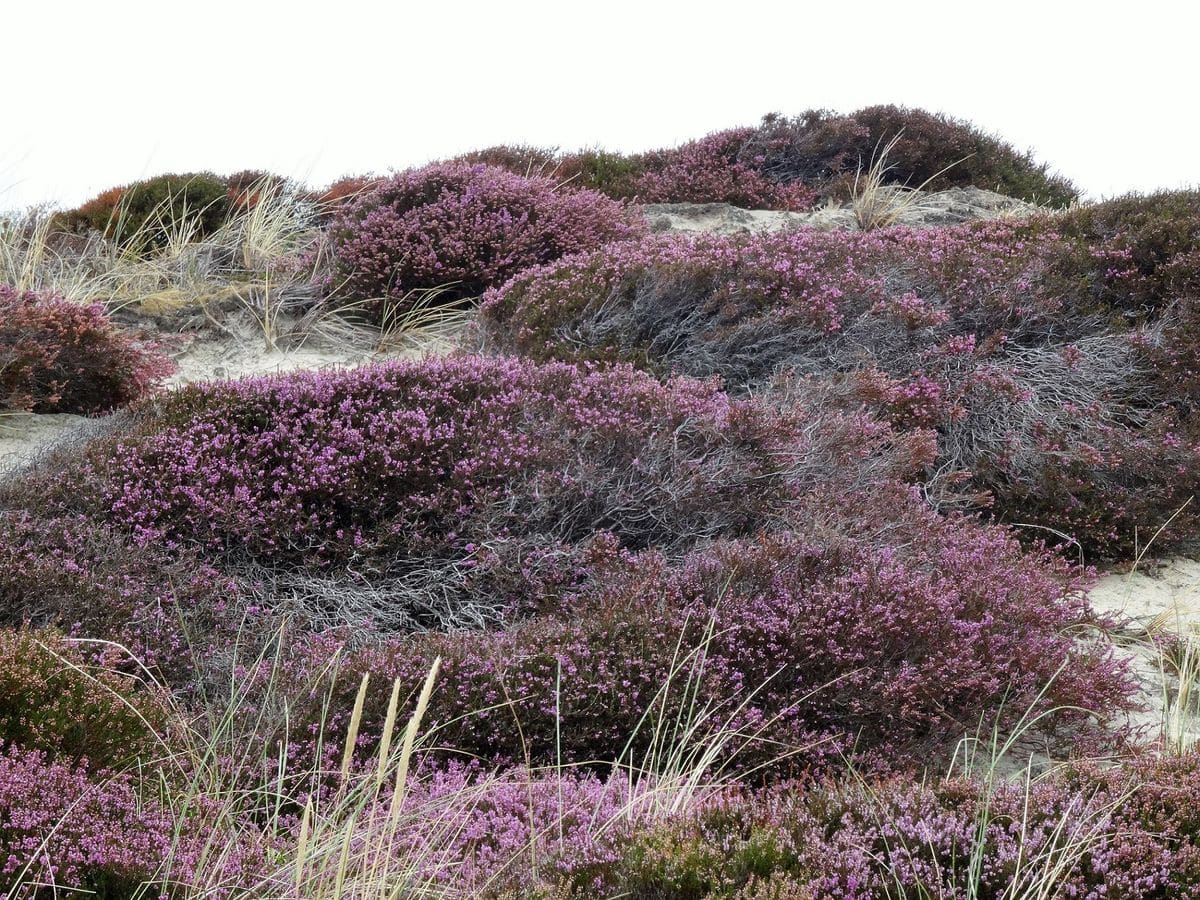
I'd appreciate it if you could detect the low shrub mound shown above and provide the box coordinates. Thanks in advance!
[56,172,233,250]
[322,162,645,318]
[633,128,818,211]
[457,106,1077,211]
[1052,188,1200,318]
[296,515,1127,774]
[0,285,172,413]
[479,219,1200,555]
[0,629,170,770]
[1,355,1129,773]
[745,105,1079,206]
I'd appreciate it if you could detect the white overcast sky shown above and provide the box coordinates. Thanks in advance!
[2,0,1196,209]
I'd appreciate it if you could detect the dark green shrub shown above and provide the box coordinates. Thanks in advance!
[59,172,233,250]
[115,171,231,249]
[560,148,647,198]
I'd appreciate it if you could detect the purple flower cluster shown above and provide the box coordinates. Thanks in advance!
[591,754,1200,898]
[322,161,645,316]
[0,742,263,896]
[76,356,830,568]
[634,128,818,211]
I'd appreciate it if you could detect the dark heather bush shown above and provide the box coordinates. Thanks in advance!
[269,501,1130,776]
[223,169,295,210]
[558,148,648,199]
[743,105,1079,206]
[1050,189,1200,318]
[322,162,645,318]
[479,221,1200,555]
[633,128,818,211]
[0,286,172,413]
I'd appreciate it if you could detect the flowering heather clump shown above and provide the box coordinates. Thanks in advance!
[634,128,818,211]
[322,162,644,318]
[0,286,172,413]
[284,508,1128,776]
[451,144,562,178]
[0,742,264,898]
[46,356,856,571]
[480,221,1200,554]
[0,512,250,681]
[377,764,637,896]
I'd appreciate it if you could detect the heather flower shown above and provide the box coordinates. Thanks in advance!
[322,162,645,318]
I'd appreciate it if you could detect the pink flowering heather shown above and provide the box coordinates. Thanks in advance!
[0,742,263,897]
[479,220,1200,555]
[322,162,645,318]
[0,285,172,413]
[56,355,880,569]
[0,512,253,684]
[635,128,817,211]
[593,755,1200,898]
[273,499,1131,777]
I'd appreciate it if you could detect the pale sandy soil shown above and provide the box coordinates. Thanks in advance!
[1091,559,1200,747]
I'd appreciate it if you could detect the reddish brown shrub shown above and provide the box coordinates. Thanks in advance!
[0,286,172,413]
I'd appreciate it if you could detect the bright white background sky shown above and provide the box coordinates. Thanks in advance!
[3,0,1196,209]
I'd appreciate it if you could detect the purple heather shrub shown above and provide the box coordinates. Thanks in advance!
[273,502,1130,777]
[0,512,253,684]
[56,357,892,571]
[635,128,818,211]
[0,355,944,735]
[369,764,637,897]
[0,285,172,414]
[479,221,1200,555]
[0,742,263,898]
[321,162,645,318]
[598,754,1200,898]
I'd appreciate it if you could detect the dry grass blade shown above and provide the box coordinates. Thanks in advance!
[851,130,973,230]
